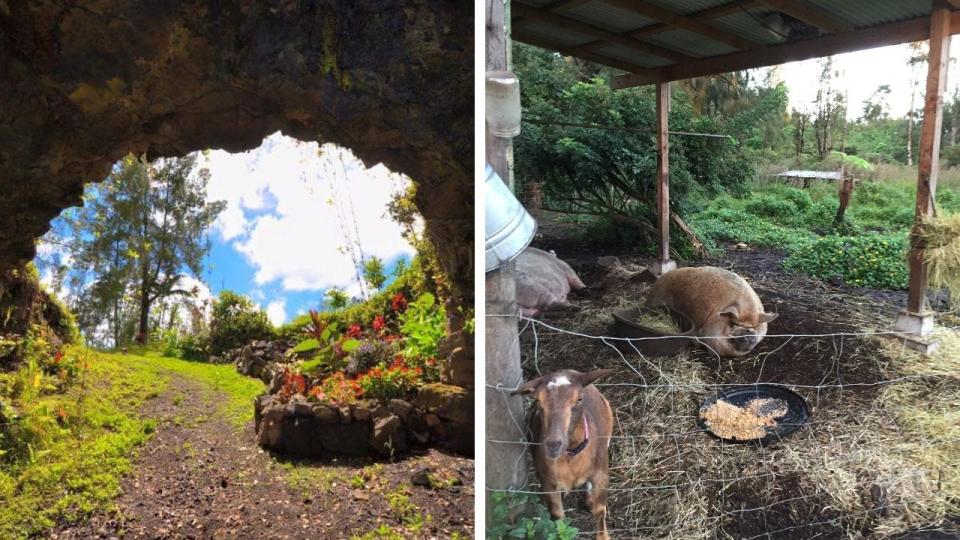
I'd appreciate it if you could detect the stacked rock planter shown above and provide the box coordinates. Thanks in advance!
[254,382,473,458]
[221,339,296,384]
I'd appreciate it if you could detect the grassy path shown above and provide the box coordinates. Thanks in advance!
[2,350,473,539]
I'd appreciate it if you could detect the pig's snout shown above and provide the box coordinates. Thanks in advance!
[729,327,762,353]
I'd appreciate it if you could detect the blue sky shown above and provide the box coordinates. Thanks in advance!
[39,132,416,326]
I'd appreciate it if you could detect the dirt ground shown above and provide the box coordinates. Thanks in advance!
[513,211,958,539]
[51,375,473,540]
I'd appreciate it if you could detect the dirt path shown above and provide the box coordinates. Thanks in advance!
[52,373,473,539]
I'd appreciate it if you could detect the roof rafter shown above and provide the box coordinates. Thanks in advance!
[603,0,756,50]
[512,3,692,63]
[512,31,646,72]
[612,11,960,88]
[755,0,855,34]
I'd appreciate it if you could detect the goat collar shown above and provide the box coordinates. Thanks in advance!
[566,414,590,457]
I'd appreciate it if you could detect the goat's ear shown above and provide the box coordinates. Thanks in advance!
[718,304,740,320]
[575,368,614,388]
[511,376,545,396]
[758,311,778,324]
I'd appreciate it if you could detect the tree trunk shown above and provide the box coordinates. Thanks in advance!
[136,262,151,343]
[907,88,916,166]
[670,211,707,258]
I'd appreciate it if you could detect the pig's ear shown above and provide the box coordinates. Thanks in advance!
[718,304,741,321]
[575,368,614,388]
[759,312,778,324]
[511,376,546,396]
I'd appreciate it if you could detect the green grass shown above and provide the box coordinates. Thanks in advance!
[0,347,264,538]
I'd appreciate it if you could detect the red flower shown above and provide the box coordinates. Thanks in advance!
[372,314,386,332]
[347,324,362,339]
[53,351,64,364]
[391,292,408,312]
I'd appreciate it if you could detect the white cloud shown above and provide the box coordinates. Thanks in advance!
[201,133,415,292]
[266,299,287,326]
[779,40,960,119]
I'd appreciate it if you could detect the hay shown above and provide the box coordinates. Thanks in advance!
[635,308,681,334]
[916,213,960,305]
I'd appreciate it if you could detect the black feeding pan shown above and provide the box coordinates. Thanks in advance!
[609,307,694,357]
[697,384,810,445]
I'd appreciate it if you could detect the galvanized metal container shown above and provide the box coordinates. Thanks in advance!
[485,165,536,272]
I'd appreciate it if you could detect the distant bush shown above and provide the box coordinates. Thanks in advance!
[744,194,798,220]
[209,291,275,356]
[161,329,209,361]
[783,233,908,289]
[691,208,810,250]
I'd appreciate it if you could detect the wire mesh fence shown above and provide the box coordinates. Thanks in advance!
[486,311,960,539]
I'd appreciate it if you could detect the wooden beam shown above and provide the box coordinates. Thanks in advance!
[485,0,528,513]
[656,81,671,264]
[513,31,643,72]
[605,0,755,50]
[756,0,855,34]
[542,0,595,12]
[907,1,952,313]
[613,11,960,88]
[512,3,692,63]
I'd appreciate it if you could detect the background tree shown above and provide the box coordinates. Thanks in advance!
[362,256,387,291]
[513,43,786,251]
[208,290,275,356]
[62,154,224,346]
[325,288,350,310]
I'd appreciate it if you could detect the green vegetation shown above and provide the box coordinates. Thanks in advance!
[48,154,224,346]
[208,290,277,357]
[0,346,263,537]
[487,492,578,540]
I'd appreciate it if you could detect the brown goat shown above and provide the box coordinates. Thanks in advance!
[513,369,614,540]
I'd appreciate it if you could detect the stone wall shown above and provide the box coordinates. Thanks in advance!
[254,382,472,459]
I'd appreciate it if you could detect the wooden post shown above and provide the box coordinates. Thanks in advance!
[653,81,676,276]
[485,0,528,521]
[894,0,950,352]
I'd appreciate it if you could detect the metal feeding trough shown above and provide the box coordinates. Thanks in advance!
[697,384,810,446]
[609,307,694,357]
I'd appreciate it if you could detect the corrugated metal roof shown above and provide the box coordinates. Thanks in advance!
[645,29,739,58]
[518,22,595,48]
[564,2,657,32]
[807,0,930,27]
[510,0,941,83]
[710,10,787,46]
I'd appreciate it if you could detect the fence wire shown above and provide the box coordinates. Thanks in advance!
[486,312,960,539]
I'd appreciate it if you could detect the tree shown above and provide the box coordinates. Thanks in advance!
[362,256,387,291]
[812,57,846,161]
[325,288,349,310]
[513,44,786,251]
[906,41,928,166]
[209,290,275,355]
[63,154,224,345]
[861,85,891,122]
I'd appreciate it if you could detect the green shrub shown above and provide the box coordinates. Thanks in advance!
[783,233,908,289]
[487,492,578,540]
[777,186,813,211]
[691,208,809,250]
[209,291,276,356]
[398,293,445,381]
[744,194,798,220]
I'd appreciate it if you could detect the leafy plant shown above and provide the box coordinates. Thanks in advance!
[487,492,578,540]
[398,293,445,380]
[355,362,423,401]
[784,233,909,289]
